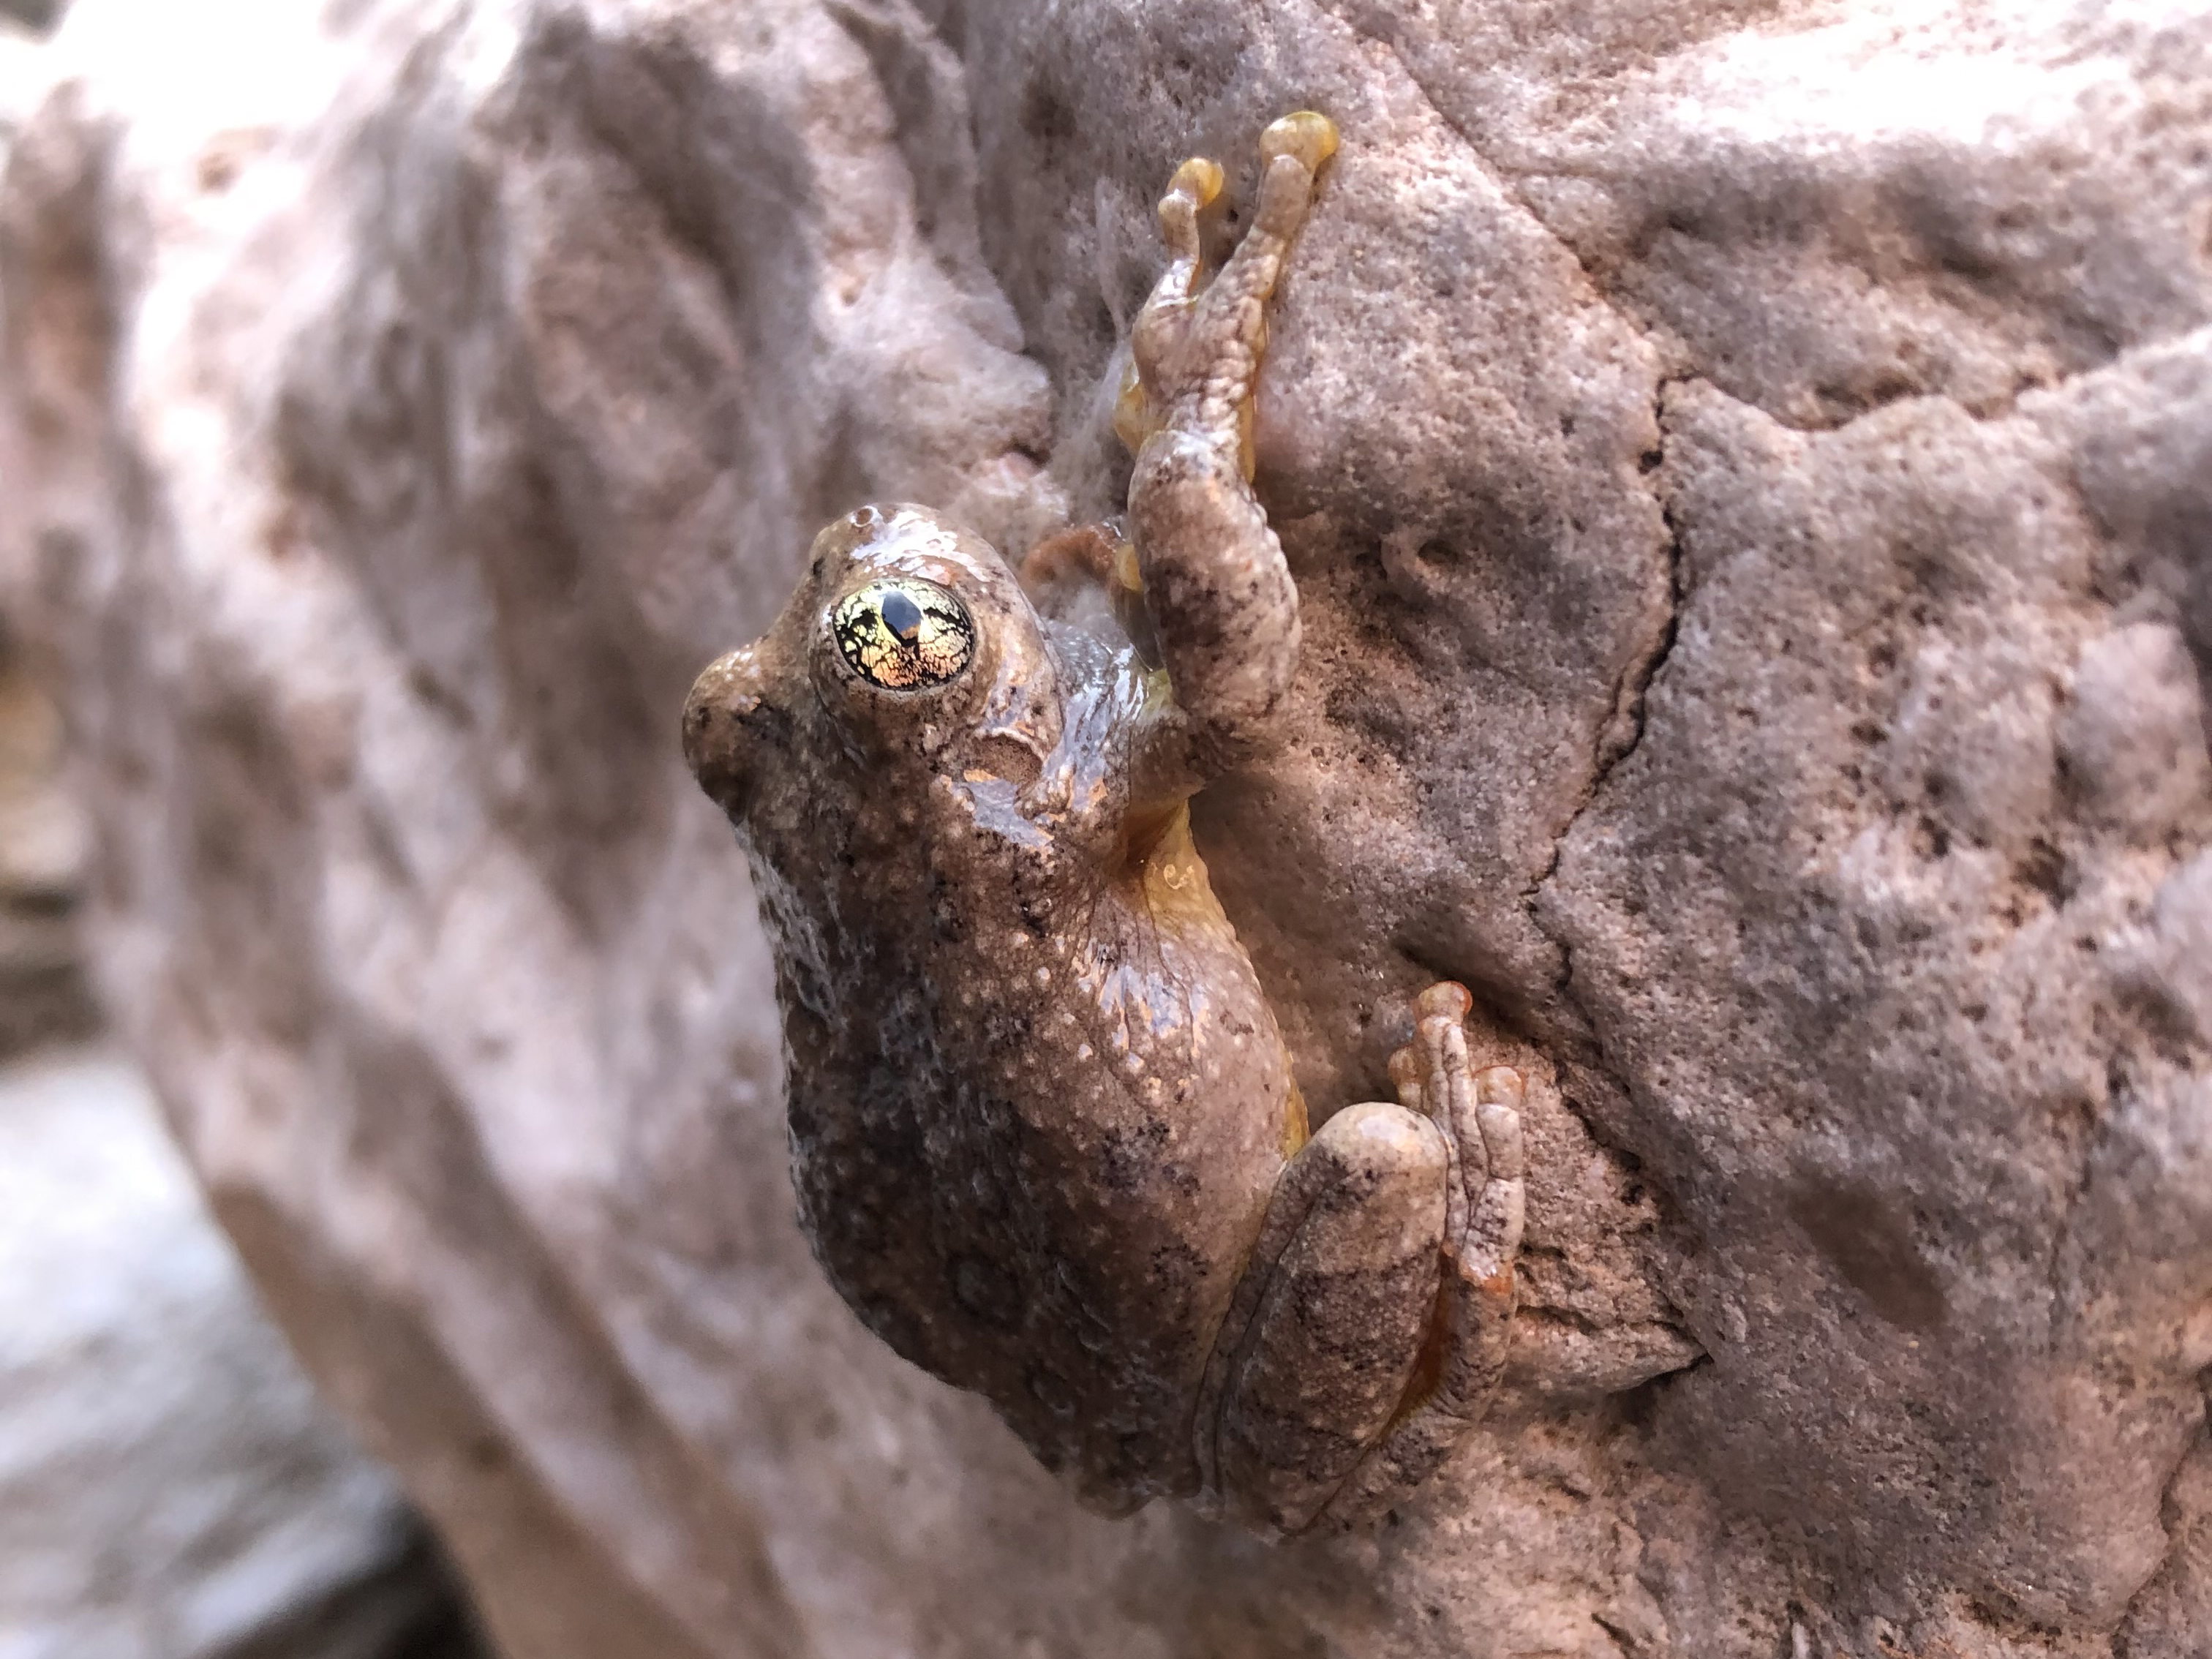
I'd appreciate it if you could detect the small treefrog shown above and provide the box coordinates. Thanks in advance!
[682,114,1526,1534]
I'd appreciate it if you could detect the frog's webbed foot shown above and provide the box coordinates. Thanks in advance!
[1120,113,1336,780]
[1195,981,1526,1538]
[1317,984,1527,1527]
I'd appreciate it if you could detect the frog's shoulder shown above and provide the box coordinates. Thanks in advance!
[1038,614,1134,690]
[1041,616,1167,743]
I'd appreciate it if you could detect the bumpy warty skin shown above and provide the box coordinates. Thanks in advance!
[683,505,1298,1511]
[1,0,2209,1655]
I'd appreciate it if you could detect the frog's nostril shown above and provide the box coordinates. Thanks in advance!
[682,645,776,810]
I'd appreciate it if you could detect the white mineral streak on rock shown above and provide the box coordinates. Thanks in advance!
[1,0,2207,1655]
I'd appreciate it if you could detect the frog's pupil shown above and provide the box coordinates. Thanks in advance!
[880,589,923,641]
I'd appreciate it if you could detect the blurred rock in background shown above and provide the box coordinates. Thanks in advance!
[0,1,61,41]
[0,622,97,1056]
[0,647,491,1659]
[0,0,79,1064]
[0,1047,484,1659]
[0,652,491,1658]
[2,16,489,1656]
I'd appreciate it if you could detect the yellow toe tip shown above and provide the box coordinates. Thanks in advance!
[1260,110,1339,173]
[1413,980,1472,1023]
[1169,156,1226,207]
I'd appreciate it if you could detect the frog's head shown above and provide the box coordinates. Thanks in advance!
[682,504,1064,822]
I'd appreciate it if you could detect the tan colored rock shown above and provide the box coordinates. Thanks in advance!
[0,0,2205,1655]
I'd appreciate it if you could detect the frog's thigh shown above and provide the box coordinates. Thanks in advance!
[1214,1102,1448,1536]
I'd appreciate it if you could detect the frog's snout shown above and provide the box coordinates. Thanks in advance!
[682,644,772,814]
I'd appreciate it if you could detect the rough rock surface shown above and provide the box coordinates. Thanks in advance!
[0,0,2206,1655]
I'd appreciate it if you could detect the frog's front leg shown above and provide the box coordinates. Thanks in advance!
[1197,984,1527,1536]
[1122,113,1337,778]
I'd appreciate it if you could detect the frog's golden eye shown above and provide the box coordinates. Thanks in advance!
[831,577,975,691]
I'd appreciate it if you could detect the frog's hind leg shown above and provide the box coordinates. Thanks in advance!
[1196,1100,1453,1537]
[1314,983,1527,1528]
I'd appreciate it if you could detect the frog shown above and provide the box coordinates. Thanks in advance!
[681,113,1527,1535]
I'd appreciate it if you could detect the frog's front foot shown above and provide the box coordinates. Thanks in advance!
[1118,113,1339,461]
[1118,113,1338,778]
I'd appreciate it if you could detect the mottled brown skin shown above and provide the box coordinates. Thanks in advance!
[683,116,1527,1535]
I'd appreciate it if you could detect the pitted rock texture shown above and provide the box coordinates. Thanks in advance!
[0,0,2206,1655]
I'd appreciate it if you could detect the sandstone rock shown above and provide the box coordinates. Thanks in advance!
[0,0,2205,1655]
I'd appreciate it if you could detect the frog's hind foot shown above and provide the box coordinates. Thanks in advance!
[1313,982,1527,1528]
[1017,520,1161,667]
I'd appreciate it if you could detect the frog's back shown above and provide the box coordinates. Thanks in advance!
[766,780,1301,1508]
